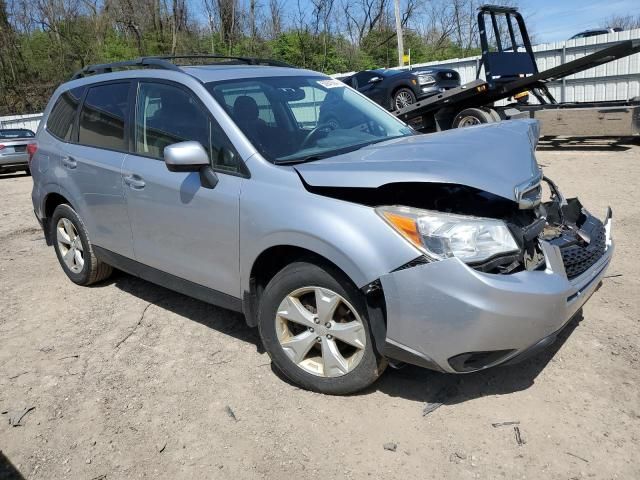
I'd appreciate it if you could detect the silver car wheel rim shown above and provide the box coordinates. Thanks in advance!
[394,91,414,110]
[56,218,84,273]
[275,286,367,378]
[458,115,482,127]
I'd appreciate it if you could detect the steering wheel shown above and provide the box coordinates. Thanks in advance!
[300,124,333,150]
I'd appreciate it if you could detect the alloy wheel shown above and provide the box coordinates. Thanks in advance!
[457,115,482,127]
[394,91,415,110]
[275,286,367,378]
[56,218,84,273]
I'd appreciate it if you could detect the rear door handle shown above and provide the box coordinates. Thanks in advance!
[123,174,146,189]
[61,156,77,169]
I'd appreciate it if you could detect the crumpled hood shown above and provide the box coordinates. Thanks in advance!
[294,119,541,203]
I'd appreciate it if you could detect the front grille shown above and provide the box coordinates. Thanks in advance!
[435,71,460,81]
[560,223,606,279]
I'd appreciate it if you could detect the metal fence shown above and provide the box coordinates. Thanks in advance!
[0,113,43,133]
[333,28,640,105]
[2,28,639,131]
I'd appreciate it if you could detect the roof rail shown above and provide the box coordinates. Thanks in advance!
[71,55,295,80]
[151,55,295,68]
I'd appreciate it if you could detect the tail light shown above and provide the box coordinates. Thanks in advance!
[26,143,38,165]
[0,144,5,150]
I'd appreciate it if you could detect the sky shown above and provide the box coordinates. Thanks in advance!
[520,0,640,43]
[185,0,639,45]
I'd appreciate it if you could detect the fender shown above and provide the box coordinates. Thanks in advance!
[239,161,421,298]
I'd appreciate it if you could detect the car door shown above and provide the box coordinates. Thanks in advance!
[122,80,244,297]
[60,81,135,258]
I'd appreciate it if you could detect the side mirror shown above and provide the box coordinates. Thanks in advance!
[164,141,218,189]
[368,76,383,84]
[164,141,210,172]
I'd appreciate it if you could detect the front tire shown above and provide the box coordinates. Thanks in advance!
[258,261,386,395]
[50,204,112,285]
[392,88,417,111]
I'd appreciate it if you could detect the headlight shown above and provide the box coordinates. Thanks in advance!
[417,74,436,85]
[377,206,520,263]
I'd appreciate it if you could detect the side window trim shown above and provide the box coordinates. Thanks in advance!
[132,78,250,178]
[76,79,132,153]
[71,86,89,143]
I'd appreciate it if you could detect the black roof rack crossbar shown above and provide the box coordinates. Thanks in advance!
[150,55,295,68]
[71,55,295,79]
[71,57,181,79]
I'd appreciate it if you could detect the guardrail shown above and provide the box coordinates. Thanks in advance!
[0,113,43,133]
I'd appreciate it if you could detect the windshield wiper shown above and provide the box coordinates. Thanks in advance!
[274,135,409,165]
[274,154,327,165]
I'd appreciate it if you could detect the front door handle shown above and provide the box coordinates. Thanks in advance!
[123,174,146,189]
[61,156,77,169]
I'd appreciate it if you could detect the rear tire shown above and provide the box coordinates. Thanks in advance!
[486,108,501,122]
[50,204,112,286]
[258,261,386,395]
[452,107,497,128]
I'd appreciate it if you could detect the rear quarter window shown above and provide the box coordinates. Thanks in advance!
[47,87,85,141]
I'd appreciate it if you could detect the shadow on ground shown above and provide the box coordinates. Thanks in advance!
[0,172,30,180]
[102,270,262,352]
[374,312,583,405]
[100,270,582,405]
[0,451,25,480]
[537,136,638,152]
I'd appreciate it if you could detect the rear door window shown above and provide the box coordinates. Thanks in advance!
[78,82,130,151]
[47,87,85,141]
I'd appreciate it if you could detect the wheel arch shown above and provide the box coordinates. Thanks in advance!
[41,190,75,245]
[44,191,74,218]
[244,243,361,326]
[243,243,388,353]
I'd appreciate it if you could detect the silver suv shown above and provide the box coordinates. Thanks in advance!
[31,56,614,394]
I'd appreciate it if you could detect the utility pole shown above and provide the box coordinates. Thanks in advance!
[394,0,404,67]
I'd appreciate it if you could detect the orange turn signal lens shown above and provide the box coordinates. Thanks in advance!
[381,211,423,249]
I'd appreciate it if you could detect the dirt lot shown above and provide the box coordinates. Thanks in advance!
[1,140,639,480]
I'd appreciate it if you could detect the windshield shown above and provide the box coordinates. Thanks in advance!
[205,76,413,163]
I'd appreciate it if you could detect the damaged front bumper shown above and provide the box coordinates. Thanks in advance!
[379,208,614,374]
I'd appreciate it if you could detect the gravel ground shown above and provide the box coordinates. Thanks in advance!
[1,139,639,480]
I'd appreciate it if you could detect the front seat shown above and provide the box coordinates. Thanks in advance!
[233,96,268,149]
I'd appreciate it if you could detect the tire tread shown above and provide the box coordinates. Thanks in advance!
[51,204,112,285]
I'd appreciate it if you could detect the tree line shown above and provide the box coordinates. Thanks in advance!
[3,0,638,116]
[2,0,509,114]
